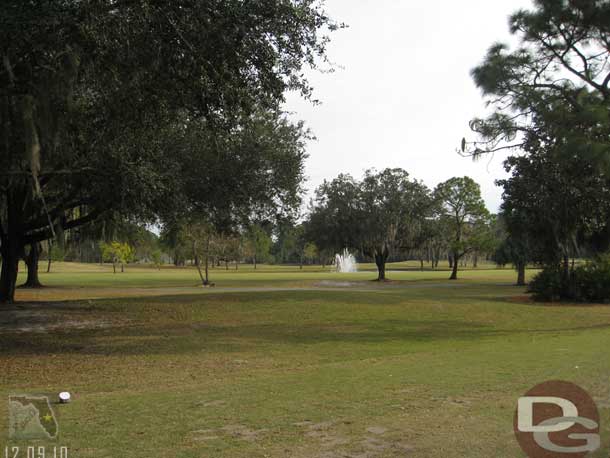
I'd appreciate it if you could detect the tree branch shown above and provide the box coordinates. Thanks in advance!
[460,142,525,158]
[24,197,90,233]
[24,207,105,244]
[540,31,606,96]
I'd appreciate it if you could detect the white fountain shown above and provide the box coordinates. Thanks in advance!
[335,249,357,273]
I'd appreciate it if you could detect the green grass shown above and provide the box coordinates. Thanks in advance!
[1,263,609,457]
[15,260,532,290]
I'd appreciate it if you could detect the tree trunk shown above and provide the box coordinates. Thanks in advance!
[420,258,424,271]
[375,253,387,281]
[47,240,54,273]
[0,237,20,304]
[225,260,229,270]
[253,255,257,270]
[112,262,116,274]
[1,189,27,304]
[205,254,210,284]
[516,262,526,286]
[121,263,124,273]
[448,254,453,269]
[449,252,459,280]
[561,254,571,297]
[194,253,206,286]
[21,243,43,288]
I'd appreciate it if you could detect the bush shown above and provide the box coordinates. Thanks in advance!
[529,255,610,303]
[528,266,564,301]
[571,255,610,303]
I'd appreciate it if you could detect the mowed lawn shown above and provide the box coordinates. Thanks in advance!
[1,263,609,457]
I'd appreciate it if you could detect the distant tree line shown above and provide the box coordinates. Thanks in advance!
[304,169,495,281]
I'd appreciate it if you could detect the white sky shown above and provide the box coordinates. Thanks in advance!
[285,0,534,213]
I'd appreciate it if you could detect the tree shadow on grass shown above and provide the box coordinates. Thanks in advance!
[0,317,511,357]
[475,294,610,308]
[3,291,610,358]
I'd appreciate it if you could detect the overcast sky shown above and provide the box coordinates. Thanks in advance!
[284,0,534,213]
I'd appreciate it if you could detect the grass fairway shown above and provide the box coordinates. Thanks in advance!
[1,263,609,457]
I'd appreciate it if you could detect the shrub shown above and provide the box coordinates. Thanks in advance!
[529,255,610,303]
[528,266,564,302]
[571,255,610,303]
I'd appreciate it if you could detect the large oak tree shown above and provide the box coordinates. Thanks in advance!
[307,168,432,281]
[0,1,339,303]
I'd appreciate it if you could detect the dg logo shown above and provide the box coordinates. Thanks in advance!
[514,381,601,458]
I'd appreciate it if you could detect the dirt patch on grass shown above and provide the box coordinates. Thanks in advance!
[507,295,534,304]
[316,281,362,288]
[293,420,414,458]
[196,399,226,408]
[365,426,387,435]
[0,306,122,333]
[189,424,269,443]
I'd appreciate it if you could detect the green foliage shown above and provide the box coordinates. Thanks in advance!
[528,266,565,302]
[466,0,610,283]
[307,168,433,279]
[306,173,362,255]
[160,224,190,266]
[168,112,312,227]
[529,255,610,303]
[572,256,610,303]
[496,211,532,269]
[150,250,163,270]
[359,169,433,255]
[99,241,135,272]
[272,220,299,264]
[434,177,488,225]
[434,177,490,278]
[303,243,319,264]
[0,0,338,302]
[181,221,213,284]
[245,225,273,265]
[467,0,610,163]
[48,244,66,263]
[499,149,610,267]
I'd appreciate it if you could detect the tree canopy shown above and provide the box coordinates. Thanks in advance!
[464,0,610,164]
[0,0,339,303]
[307,168,433,280]
[464,0,610,298]
[434,177,490,280]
